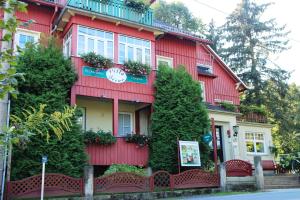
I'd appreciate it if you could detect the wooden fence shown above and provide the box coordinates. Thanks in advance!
[224,159,253,177]
[7,169,220,199]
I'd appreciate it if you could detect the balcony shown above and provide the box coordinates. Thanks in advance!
[237,112,268,123]
[67,0,153,26]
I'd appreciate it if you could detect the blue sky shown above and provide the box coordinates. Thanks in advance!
[164,0,300,85]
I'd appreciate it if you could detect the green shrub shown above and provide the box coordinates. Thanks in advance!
[81,52,113,69]
[84,130,116,145]
[104,164,146,176]
[150,65,210,173]
[125,134,150,147]
[122,60,151,76]
[239,104,267,115]
[125,0,150,13]
[219,102,237,112]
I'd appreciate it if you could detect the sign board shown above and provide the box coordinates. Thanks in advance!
[82,66,148,84]
[179,141,201,167]
[202,133,212,143]
[41,155,48,163]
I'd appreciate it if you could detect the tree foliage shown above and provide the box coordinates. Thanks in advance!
[0,0,28,99]
[205,19,223,54]
[153,0,205,34]
[149,65,210,173]
[11,39,86,180]
[221,0,290,105]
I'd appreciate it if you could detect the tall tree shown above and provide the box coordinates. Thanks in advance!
[205,19,223,54]
[149,65,210,173]
[153,0,205,34]
[222,0,290,105]
[10,40,87,180]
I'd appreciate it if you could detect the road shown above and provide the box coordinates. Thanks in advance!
[170,189,300,200]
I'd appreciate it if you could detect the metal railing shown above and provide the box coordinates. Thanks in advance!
[67,0,153,26]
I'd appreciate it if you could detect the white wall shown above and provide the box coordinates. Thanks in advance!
[237,122,274,164]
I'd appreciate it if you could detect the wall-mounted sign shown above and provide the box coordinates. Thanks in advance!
[202,133,212,144]
[82,66,148,84]
[106,68,127,83]
[179,141,201,167]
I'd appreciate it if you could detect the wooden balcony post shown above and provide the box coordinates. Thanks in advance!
[211,118,218,173]
[113,97,119,136]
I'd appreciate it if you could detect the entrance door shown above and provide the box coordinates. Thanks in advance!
[215,126,224,163]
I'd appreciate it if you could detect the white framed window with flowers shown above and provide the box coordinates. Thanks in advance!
[245,132,265,154]
[118,35,151,65]
[77,25,114,59]
[118,112,133,137]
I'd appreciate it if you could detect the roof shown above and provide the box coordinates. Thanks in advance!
[153,20,212,44]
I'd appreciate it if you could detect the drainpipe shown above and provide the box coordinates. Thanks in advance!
[50,6,58,34]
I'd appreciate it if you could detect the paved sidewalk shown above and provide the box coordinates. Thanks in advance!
[168,189,300,200]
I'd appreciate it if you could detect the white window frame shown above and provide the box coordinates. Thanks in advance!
[77,25,114,59]
[118,112,133,137]
[14,28,40,51]
[245,132,266,155]
[63,28,72,58]
[156,55,173,68]
[199,81,206,102]
[118,35,151,65]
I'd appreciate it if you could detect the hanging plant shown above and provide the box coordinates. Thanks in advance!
[219,102,237,112]
[81,52,114,70]
[122,60,151,76]
[125,0,150,13]
[84,129,117,145]
[125,133,151,147]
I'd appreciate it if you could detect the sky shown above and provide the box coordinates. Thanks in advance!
[164,0,300,85]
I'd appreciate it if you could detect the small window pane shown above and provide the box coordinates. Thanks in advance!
[246,141,255,153]
[145,49,150,65]
[107,41,113,59]
[128,46,134,61]
[119,35,126,43]
[105,32,113,40]
[128,37,134,45]
[144,41,150,48]
[136,48,142,62]
[87,28,96,36]
[97,30,105,38]
[245,133,254,140]
[78,35,85,55]
[119,43,125,64]
[97,40,104,56]
[256,142,265,153]
[78,26,87,34]
[88,38,95,52]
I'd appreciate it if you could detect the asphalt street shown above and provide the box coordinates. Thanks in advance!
[169,189,300,200]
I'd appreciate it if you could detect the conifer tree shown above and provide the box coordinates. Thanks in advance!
[149,66,210,173]
[10,39,87,180]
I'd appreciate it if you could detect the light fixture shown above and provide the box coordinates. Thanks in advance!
[227,130,231,138]
[233,125,239,137]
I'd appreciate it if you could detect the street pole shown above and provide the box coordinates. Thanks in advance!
[0,0,14,198]
[41,156,47,200]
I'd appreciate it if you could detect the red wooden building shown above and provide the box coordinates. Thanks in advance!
[5,0,275,172]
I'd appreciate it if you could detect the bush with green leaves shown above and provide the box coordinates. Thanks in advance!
[125,0,150,13]
[125,134,150,147]
[239,104,267,116]
[84,129,116,145]
[11,39,87,180]
[103,164,146,176]
[122,60,151,76]
[150,65,210,173]
[219,102,237,112]
[81,52,113,70]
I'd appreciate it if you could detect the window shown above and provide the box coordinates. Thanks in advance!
[118,112,132,137]
[77,107,86,131]
[245,132,265,154]
[118,35,151,65]
[157,55,173,68]
[77,26,114,59]
[14,28,40,51]
[63,28,72,57]
[199,81,206,102]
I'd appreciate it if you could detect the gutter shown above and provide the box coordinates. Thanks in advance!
[50,5,58,34]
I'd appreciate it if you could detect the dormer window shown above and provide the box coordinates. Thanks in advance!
[197,64,213,75]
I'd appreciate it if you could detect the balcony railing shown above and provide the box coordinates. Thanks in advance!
[237,112,268,123]
[67,0,153,26]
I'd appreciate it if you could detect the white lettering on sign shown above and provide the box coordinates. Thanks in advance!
[106,68,127,83]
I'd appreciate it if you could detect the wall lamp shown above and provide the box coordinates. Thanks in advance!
[233,125,239,137]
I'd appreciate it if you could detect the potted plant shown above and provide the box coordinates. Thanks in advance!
[81,52,114,70]
[125,133,150,147]
[122,60,151,76]
[125,0,150,13]
[84,129,117,145]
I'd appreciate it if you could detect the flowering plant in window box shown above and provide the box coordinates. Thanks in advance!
[125,133,150,147]
[81,52,114,70]
[122,60,151,76]
[84,129,116,145]
[125,0,150,13]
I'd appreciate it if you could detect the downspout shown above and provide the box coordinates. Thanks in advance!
[50,5,58,34]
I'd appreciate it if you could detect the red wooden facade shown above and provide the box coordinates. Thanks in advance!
[7,0,246,167]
